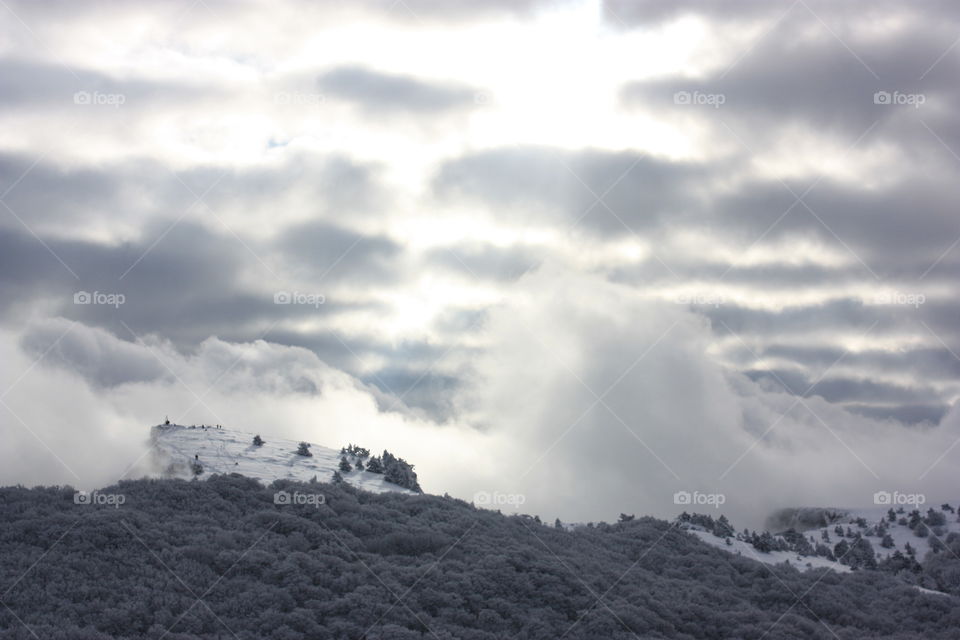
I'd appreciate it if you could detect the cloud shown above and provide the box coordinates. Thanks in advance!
[604,0,960,28]
[316,66,482,116]
[433,146,705,236]
[455,265,960,525]
[0,320,486,496]
[7,266,960,527]
[426,242,542,281]
[0,151,387,238]
[275,219,403,284]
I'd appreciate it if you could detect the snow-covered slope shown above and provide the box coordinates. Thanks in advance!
[683,502,960,578]
[800,505,960,563]
[683,526,851,573]
[150,424,416,495]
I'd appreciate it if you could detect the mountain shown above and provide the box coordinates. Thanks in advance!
[1,474,957,640]
[150,423,419,494]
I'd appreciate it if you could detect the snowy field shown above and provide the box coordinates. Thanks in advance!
[150,423,416,495]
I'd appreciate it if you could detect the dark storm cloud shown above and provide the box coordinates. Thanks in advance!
[0,220,387,347]
[275,220,402,284]
[603,0,960,27]
[705,178,960,278]
[613,0,960,285]
[316,66,481,116]
[433,146,704,236]
[745,367,942,406]
[0,152,386,233]
[620,28,960,149]
[707,300,910,339]
[744,366,947,425]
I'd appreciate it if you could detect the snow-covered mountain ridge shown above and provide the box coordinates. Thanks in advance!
[149,423,418,495]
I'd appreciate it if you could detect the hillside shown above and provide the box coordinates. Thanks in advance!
[1,475,958,639]
[676,502,960,599]
[150,423,419,494]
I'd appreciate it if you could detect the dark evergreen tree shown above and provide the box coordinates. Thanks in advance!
[714,515,735,539]
[252,434,264,447]
[834,539,850,562]
[296,441,312,457]
[366,455,384,474]
[339,456,352,472]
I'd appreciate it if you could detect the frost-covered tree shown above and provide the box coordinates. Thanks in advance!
[366,456,384,474]
[715,515,735,539]
[339,456,352,472]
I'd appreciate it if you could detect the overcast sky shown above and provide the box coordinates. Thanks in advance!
[2,0,960,526]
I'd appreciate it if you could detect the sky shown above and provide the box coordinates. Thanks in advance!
[2,0,960,527]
